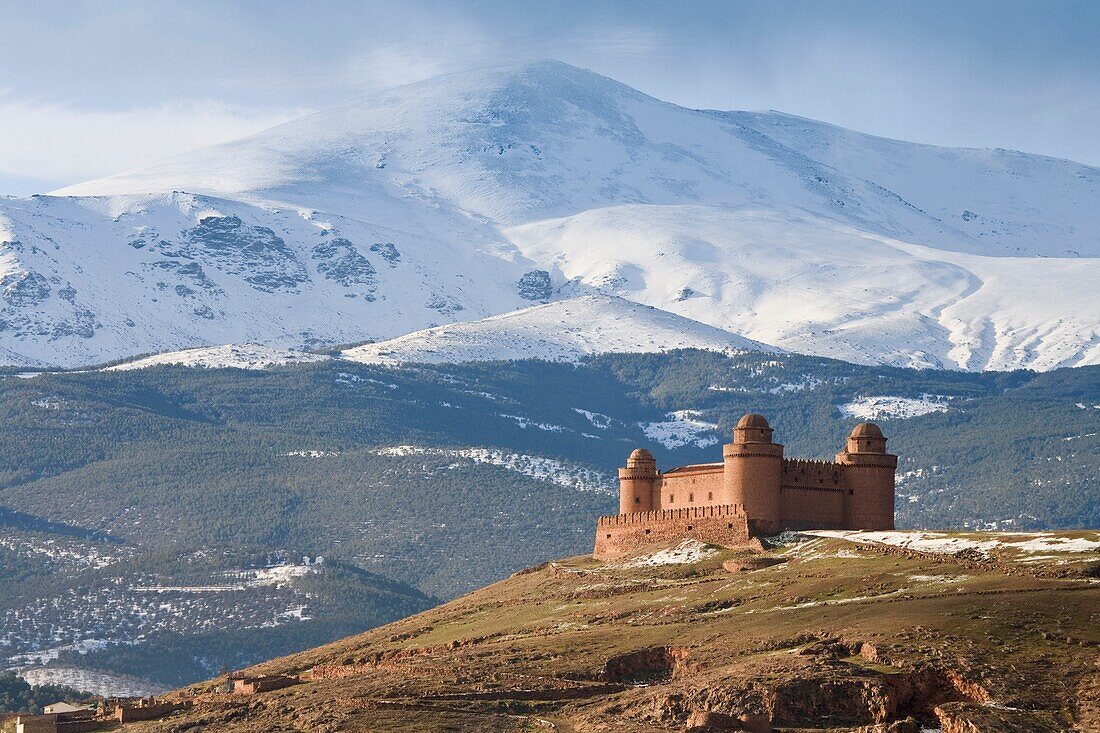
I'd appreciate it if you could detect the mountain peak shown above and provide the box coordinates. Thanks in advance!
[6,62,1099,371]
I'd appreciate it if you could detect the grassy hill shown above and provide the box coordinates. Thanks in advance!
[130,530,1100,732]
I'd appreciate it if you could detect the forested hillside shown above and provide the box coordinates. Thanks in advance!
[0,351,1096,689]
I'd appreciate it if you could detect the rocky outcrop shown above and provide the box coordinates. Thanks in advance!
[516,269,552,301]
[934,702,1068,732]
[603,646,690,683]
[184,215,309,293]
[311,236,378,295]
[369,242,401,265]
[722,556,786,572]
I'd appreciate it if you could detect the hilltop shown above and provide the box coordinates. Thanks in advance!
[341,295,773,365]
[130,530,1100,732]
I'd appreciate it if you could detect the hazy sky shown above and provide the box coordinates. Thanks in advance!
[2,0,1098,195]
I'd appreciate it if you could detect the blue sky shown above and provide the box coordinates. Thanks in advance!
[2,0,1098,195]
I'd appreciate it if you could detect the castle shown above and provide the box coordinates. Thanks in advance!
[594,413,897,559]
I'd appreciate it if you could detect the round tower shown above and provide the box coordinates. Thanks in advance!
[618,448,657,513]
[836,423,897,530]
[722,413,783,532]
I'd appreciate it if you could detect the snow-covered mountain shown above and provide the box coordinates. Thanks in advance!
[342,294,773,365]
[2,60,1098,369]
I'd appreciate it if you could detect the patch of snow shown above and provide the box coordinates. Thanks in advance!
[768,376,823,394]
[809,530,1100,558]
[17,666,167,698]
[109,344,329,371]
[10,639,114,666]
[639,409,720,449]
[336,372,398,388]
[371,445,614,493]
[132,562,317,593]
[574,408,614,430]
[620,539,718,568]
[498,413,568,432]
[839,394,951,421]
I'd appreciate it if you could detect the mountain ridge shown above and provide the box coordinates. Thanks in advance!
[2,60,1098,370]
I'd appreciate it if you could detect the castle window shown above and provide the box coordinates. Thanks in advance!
[634,497,640,504]
[669,494,674,503]
[687,525,694,531]
[727,523,733,529]
[849,489,854,495]
[689,493,694,502]
[606,534,611,539]
[645,529,651,535]
[708,492,713,500]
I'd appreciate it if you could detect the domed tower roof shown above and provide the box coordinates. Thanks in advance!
[850,422,884,439]
[732,412,775,444]
[736,413,771,429]
[625,447,657,471]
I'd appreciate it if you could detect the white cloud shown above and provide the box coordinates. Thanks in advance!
[0,95,310,191]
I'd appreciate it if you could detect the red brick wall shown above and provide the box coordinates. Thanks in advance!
[723,443,783,525]
[656,468,724,509]
[593,505,750,560]
[836,453,897,530]
[779,485,845,527]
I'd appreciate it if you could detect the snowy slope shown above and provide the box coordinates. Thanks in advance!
[506,206,1100,370]
[0,60,1097,369]
[342,294,771,364]
[108,343,330,371]
[0,192,533,367]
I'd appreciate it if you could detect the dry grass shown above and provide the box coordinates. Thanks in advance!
[131,534,1099,732]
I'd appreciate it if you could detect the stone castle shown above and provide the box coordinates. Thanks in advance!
[594,413,897,559]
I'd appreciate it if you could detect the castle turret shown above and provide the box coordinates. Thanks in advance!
[618,448,657,513]
[722,413,783,532]
[836,422,897,530]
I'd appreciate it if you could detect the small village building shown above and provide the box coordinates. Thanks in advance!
[230,674,298,694]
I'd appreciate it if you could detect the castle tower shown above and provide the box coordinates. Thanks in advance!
[836,423,897,530]
[722,413,783,532]
[618,448,657,513]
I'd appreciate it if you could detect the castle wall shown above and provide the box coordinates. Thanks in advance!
[778,458,847,528]
[779,486,846,528]
[594,505,749,560]
[654,466,724,509]
[781,458,843,490]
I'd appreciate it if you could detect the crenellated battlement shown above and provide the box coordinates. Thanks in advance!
[782,458,842,471]
[595,412,897,559]
[597,504,744,526]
